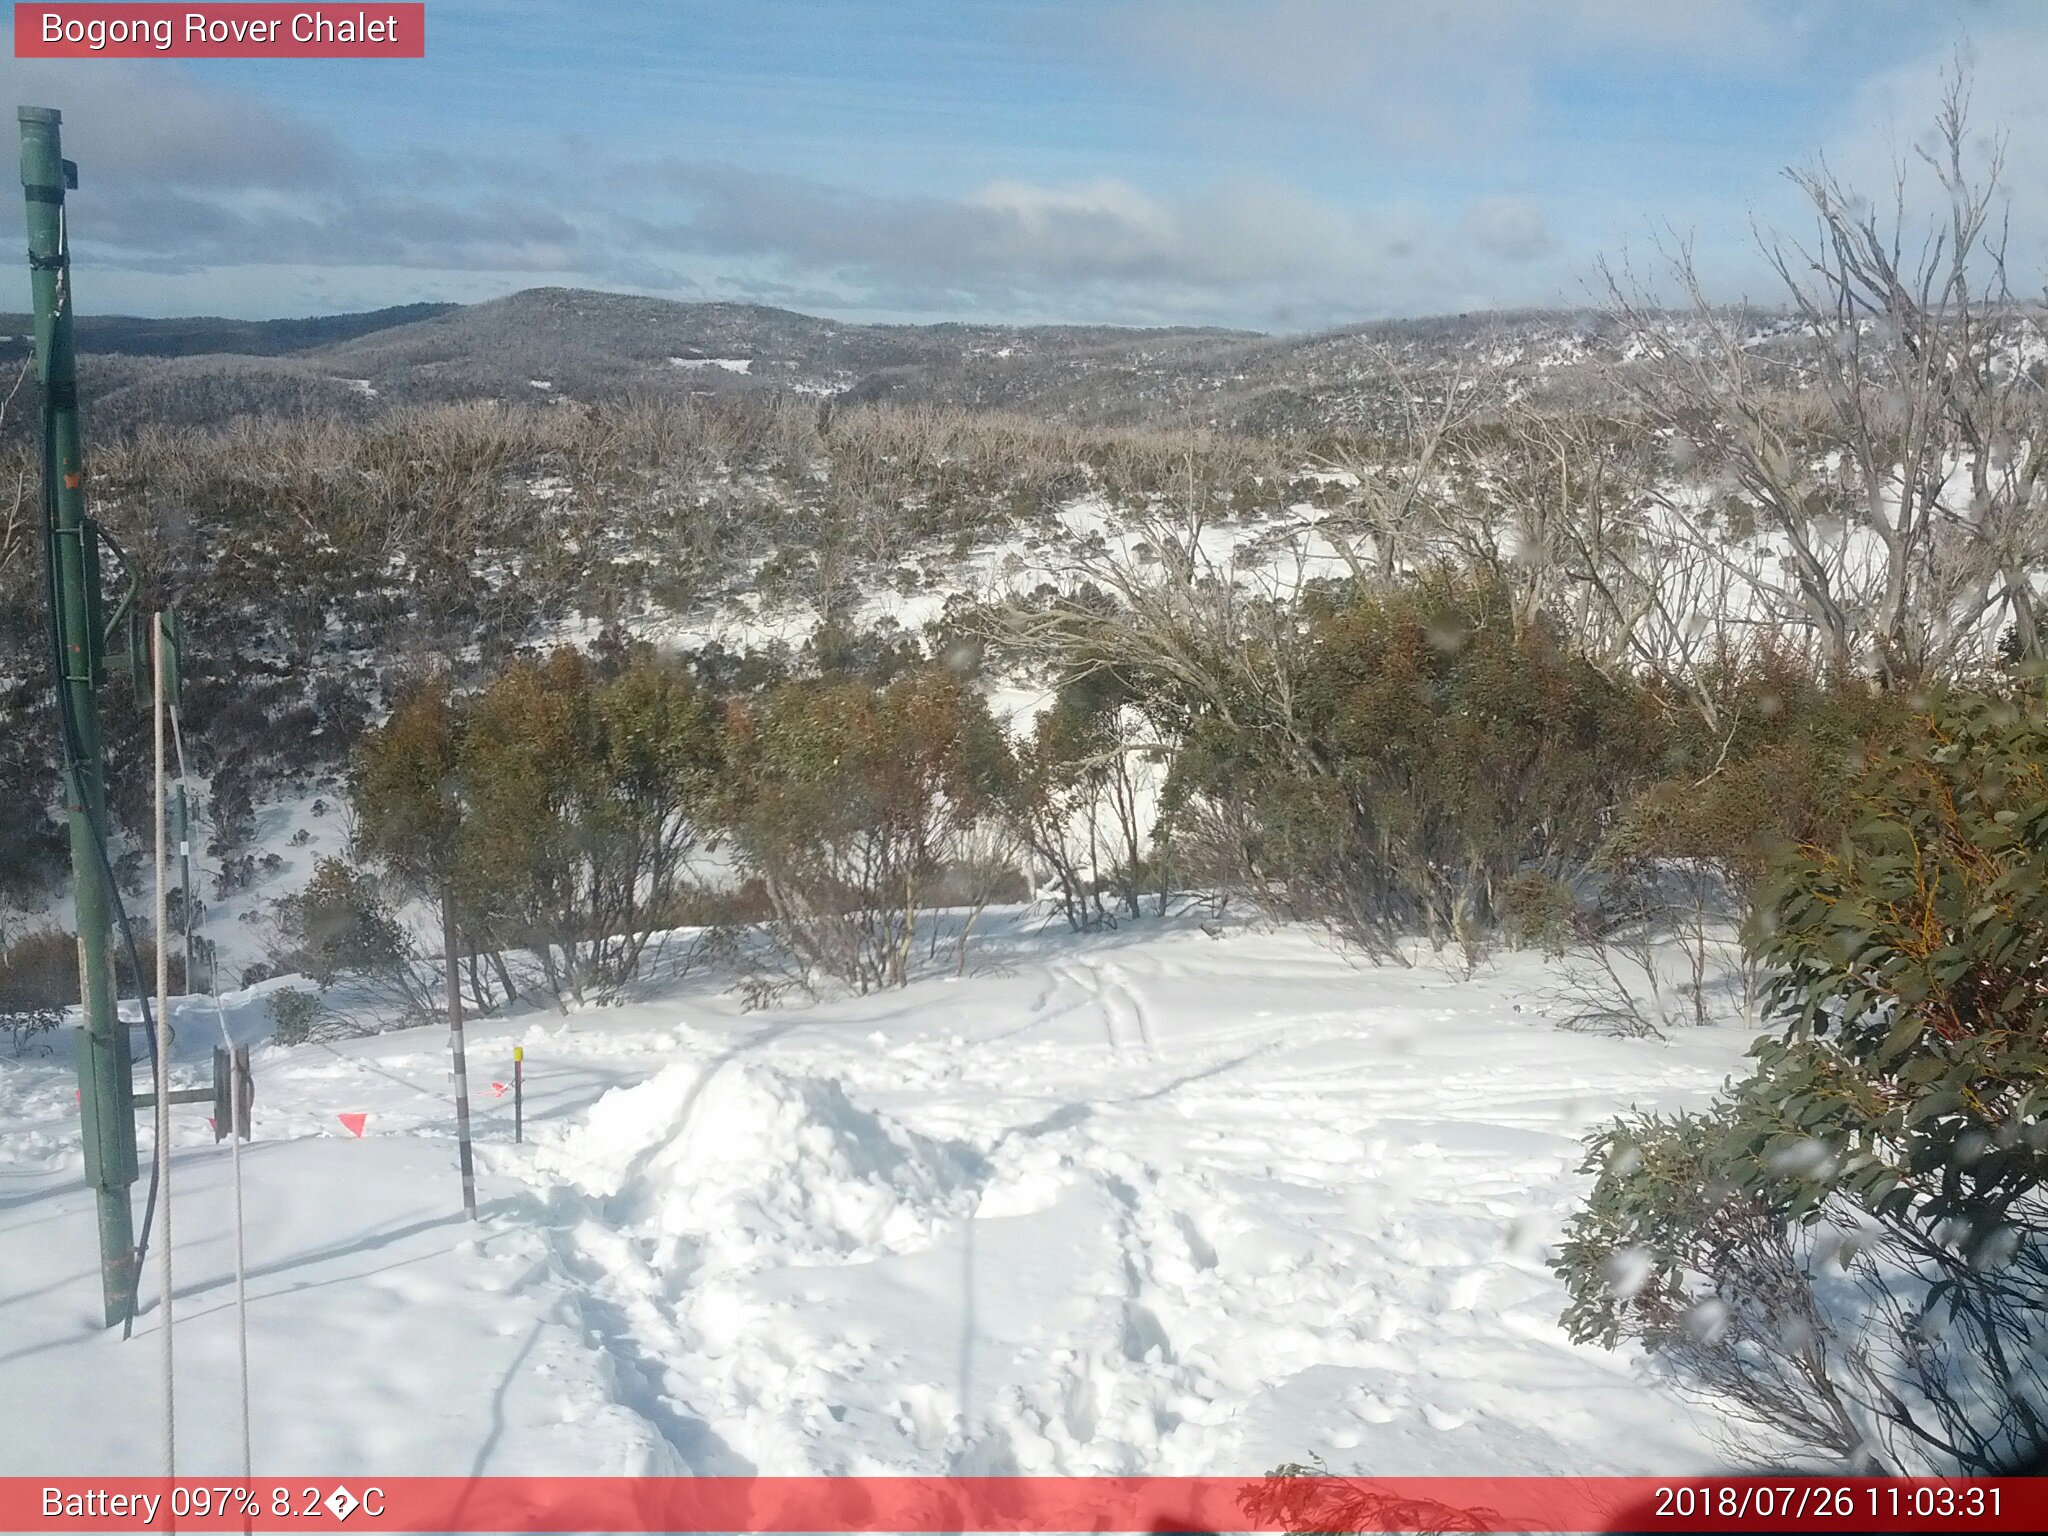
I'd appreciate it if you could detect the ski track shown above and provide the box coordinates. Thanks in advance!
[0,915,1749,1476]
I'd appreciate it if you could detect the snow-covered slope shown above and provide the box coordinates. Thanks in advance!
[0,915,1752,1477]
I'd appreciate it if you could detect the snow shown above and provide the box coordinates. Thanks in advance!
[669,358,753,374]
[0,914,1754,1477]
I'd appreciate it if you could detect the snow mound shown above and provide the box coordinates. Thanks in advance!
[538,1059,981,1268]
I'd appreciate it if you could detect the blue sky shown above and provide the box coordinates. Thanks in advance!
[6,0,2046,329]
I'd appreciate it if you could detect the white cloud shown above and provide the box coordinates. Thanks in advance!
[1462,196,1549,261]
[628,159,1586,324]
[1099,0,1802,156]
[0,58,340,189]
[1809,25,2048,280]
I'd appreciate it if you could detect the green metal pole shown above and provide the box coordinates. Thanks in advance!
[21,106,138,1328]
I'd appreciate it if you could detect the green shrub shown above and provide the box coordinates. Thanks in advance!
[273,860,416,988]
[1556,690,2048,1474]
[457,648,723,1003]
[267,987,328,1046]
[1500,871,1579,954]
[1603,650,1910,900]
[1743,689,2048,1246]
[1165,571,1662,955]
[717,665,1016,990]
[270,858,435,1019]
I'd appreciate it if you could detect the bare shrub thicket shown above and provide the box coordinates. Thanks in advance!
[0,926,73,1053]
[1007,673,1168,929]
[1598,76,2048,691]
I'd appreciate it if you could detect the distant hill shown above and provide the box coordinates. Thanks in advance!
[0,286,1265,433]
[0,285,1731,437]
[302,287,1258,403]
[0,301,458,358]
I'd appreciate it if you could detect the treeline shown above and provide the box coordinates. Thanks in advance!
[0,392,1322,913]
[280,571,1928,1019]
[274,642,1018,1009]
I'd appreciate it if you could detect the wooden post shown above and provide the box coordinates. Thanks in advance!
[212,1047,231,1143]
[232,1045,253,1141]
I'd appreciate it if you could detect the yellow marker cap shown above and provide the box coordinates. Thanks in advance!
[513,1046,523,1061]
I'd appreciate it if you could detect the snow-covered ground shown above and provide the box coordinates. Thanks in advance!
[0,914,1755,1477]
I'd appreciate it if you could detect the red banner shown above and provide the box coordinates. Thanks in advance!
[0,1476,2041,1533]
[13,5,424,58]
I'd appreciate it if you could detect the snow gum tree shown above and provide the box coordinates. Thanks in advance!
[1602,76,2048,690]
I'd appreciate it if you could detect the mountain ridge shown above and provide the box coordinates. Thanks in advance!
[0,285,1691,435]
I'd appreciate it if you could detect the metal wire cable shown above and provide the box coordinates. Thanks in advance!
[172,695,253,1478]
[152,613,174,1475]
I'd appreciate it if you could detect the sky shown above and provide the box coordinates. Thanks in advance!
[4,0,2047,332]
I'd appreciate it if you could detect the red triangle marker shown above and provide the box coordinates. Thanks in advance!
[490,1081,508,1097]
[337,1112,368,1138]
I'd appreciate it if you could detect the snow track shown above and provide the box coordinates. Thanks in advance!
[490,931,1739,1475]
[1051,959,1155,1060]
[0,916,1750,1476]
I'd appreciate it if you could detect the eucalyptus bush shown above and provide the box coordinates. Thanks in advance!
[1164,571,1661,959]
[1556,691,2048,1473]
[716,665,1015,992]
